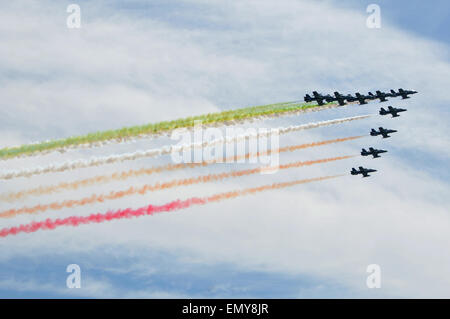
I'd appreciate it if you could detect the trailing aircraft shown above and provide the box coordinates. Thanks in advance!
[333,91,356,106]
[370,127,398,138]
[351,166,377,177]
[304,91,335,105]
[361,147,387,158]
[373,90,392,102]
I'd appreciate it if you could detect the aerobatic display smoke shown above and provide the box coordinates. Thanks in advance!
[0,100,357,160]
[0,115,370,180]
[0,136,362,202]
[0,175,342,238]
[0,156,354,218]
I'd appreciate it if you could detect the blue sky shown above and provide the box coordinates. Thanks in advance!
[334,0,450,45]
[0,0,449,298]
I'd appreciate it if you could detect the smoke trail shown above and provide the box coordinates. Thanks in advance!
[0,156,354,218]
[0,136,363,202]
[0,99,357,160]
[0,175,342,238]
[0,115,370,180]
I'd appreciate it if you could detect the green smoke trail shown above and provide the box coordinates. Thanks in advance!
[0,100,333,160]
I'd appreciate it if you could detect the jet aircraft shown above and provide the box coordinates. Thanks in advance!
[333,91,356,106]
[395,88,418,99]
[361,147,387,158]
[373,90,392,102]
[304,91,335,105]
[351,166,377,177]
[379,106,407,117]
[354,92,373,105]
[370,127,398,138]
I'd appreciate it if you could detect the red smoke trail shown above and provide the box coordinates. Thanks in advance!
[0,135,363,202]
[0,156,354,218]
[0,175,342,238]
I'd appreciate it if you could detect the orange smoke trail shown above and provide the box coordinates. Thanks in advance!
[0,155,355,218]
[0,136,362,202]
[205,174,344,203]
[0,175,344,238]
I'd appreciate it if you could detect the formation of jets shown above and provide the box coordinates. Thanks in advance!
[343,88,417,178]
[304,88,417,106]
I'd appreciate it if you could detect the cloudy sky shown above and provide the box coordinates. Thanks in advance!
[0,0,449,298]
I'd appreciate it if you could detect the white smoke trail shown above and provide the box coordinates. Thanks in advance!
[0,101,358,160]
[0,115,370,180]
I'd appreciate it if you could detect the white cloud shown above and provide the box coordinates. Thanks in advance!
[0,276,183,298]
[0,0,449,298]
